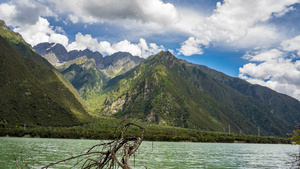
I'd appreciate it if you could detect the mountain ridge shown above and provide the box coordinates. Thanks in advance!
[34,42,145,102]
[3,18,299,137]
[0,20,90,126]
[87,51,297,137]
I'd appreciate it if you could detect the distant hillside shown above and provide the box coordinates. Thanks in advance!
[34,42,145,78]
[194,64,300,135]
[86,51,298,137]
[0,20,90,126]
[57,56,107,100]
[34,42,104,67]
[34,43,145,107]
[101,52,145,78]
[31,29,299,137]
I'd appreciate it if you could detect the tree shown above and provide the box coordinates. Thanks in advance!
[288,125,300,168]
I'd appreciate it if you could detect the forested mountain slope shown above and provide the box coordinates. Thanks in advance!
[0,20,90,126]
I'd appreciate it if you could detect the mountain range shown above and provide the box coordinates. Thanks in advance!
[87,51,299,136]
[34,40,300,137]
[1,18,299,137]
[33,43,145,107]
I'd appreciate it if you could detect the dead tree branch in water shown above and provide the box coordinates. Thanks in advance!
[10,144,39,169]
[42,121,146,169]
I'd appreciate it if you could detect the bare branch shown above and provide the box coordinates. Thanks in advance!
[40,122,146,169]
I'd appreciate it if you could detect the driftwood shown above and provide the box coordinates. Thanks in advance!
[41,122,146,169]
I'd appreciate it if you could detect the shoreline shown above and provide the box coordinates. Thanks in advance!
[1,135,292,144]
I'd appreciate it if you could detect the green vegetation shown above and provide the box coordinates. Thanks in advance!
[1,18,299,140]
[287,127,300,167]
[195,64,300,138]
[57,56,107,99]
[293,129,300,145]
[0,118,290,144]
[85,51,293,137]
[0,20,90,126]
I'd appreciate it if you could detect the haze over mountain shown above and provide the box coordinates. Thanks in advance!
[0,20,90,126]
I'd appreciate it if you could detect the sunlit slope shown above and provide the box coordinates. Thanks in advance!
[87,51,290,136]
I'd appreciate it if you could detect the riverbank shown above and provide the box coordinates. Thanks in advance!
[0,125,291,144]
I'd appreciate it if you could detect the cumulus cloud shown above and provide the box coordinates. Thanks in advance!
[239,34,300,100]
[49,0,179,25]
[179,0,300,56]
[66,33,164,58]
[14,17,69,47]
[281,35,300,56]
[179,37,204,56]
[0,0,54,26]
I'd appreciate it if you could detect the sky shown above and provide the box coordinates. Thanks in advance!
[1,0,300,101]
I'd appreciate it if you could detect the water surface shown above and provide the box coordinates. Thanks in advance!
[0,137,298,168]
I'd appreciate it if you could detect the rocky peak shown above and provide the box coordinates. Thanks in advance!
[69,49,103,68]
[156,51,176,61]
[103,52,144,67]
[33,42,69,62]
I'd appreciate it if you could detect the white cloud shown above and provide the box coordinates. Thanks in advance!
[0,3,16,23]
[239,34,300,101]
[179,0,300,56]
[179,37,204,56]
[49,34,69,47]
[66,33,99,51]
[49,0,179,25]
[68,14,79,24]
[14,17,69,47]
[148,43,164,55]
[112,40,142,56]
[66,32,164,58]
[229,24,282,49]
[280,35,300,56]
[0,0,54,27]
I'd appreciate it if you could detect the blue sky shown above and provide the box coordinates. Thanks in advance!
[1,0,300,100]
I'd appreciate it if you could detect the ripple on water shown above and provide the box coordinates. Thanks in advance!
[0,138,298,169]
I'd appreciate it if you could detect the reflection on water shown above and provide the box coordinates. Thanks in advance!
[0,137,298,168]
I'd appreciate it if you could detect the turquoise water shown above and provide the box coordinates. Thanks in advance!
[0,137,299,168]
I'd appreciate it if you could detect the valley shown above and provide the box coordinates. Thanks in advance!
[1,19,299,140]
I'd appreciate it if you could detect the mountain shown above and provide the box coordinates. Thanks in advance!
[57,56,107,100]
[33,42,104,67]
[194,64,300,134]
[87,51,298,137]
[34,43,145,106]
[34,42,145,78]
[56,52,144,111]
[69,49,104,68]
[33,42,69,63]
[102,52,145,78]
[0,20,90,127]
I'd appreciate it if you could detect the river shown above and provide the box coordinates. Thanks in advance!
[0,137,299,168]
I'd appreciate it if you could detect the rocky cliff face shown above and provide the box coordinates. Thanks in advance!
[34,43,69,62]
